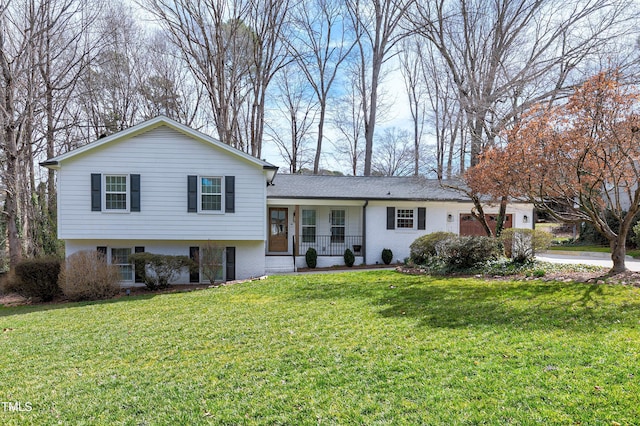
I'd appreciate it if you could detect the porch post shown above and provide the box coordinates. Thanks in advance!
[362,200,368,264]
[294,205,300,256]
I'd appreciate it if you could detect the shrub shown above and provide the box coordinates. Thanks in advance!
[381,248,393,265]
[199,242,225,285]
[500,228,553,263]
[305,247,317,268]
[344,248,355,267]
[584,209,640,247]
[128,253,193,290]
[409,232,456,264]
[435,236,500,271]
[13,257,62,301]
[59,250,121,301]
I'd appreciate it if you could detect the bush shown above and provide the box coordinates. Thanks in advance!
[305,248,317,268]
[381,248,393,265]
[13,258,62,301]
[199,242,225,285]
[435,236,501,271]
[409,232,456,264]
[583,209,640,247]
[128,253,193,290]
[500,228,553,263]
[59,251,121,301]
[344,248,355,267]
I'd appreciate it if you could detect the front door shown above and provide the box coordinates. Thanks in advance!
[269,208,288,252]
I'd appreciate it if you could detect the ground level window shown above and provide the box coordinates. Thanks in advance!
[111,248,133,281]
[397,209,414,229]
[302,209,316,243]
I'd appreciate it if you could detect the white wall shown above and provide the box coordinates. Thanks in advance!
[57,126,267,241]
[365,201,534,264]
[66,239,265,283]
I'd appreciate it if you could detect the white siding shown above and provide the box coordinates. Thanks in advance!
[66,239,265,283]
[57,126,267,241]
[365,201,534,264]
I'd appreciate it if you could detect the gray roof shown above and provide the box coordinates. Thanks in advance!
[267,175,471,201]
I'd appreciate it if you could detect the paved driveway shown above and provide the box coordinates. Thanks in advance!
[536,251,640,271]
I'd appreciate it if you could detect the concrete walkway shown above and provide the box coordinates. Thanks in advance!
[536,251,640,271]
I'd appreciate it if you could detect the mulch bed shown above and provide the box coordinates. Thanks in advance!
[398,266,640,286]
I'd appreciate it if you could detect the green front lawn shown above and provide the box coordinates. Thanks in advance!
[1,271,640,424]
[549,244,640,258]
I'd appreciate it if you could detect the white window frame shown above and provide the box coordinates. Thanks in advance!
[301,209,317,243]
[396,208,415,229]
[330,209,346,243]
[110,247,134,282]
[199,176,224,213]
[103,174,129,212]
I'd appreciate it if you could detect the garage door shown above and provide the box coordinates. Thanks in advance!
[459,214,513,236]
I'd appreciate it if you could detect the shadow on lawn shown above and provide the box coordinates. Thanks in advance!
[289,271,639,330]
[375,282,622,330]
[0,294,157,318]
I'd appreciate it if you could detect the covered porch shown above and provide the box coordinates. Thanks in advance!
[265,201,365,272]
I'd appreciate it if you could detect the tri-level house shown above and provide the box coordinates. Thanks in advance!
[42,116,534,284]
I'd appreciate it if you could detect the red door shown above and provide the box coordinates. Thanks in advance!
[459,214,512,236]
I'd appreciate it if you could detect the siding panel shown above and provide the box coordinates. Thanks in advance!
[57,127,267,240]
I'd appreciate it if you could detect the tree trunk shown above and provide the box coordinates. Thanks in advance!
[494,196,508,237]
[313,102,326,174]
[610,236,627,274]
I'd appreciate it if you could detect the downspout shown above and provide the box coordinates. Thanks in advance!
[362,200,369,265]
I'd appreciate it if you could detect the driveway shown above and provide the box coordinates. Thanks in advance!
[536,251,640,271]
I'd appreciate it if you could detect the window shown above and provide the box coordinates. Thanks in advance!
[397,209,414,229]
[330,209,345,243]
[111,248,133,281]
[201,177,222,211]
[105,175,127,210]
[301,209,316,243]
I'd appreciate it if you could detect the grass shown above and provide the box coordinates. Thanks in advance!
[548,244,640,259]
[2,271,640,424]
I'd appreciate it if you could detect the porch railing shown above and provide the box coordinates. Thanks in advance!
[298,235,363,256]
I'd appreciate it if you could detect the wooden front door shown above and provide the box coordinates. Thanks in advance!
[460,213,513,236]
[269,208,288,252]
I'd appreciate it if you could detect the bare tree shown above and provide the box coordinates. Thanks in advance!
[398,37,427,176]
[287,0,355,174]
[418,40,466,178]
[143,0,290,157]
[371,126,413,176]
[411,0,640,167]
[265,64,316,173]
[139,31,205,126]
[346,0,414,176]
[78,1,147,138]
[332,66,365,176]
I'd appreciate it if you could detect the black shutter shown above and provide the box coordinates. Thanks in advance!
[386,207,395,230]
[187,175,197,212]
[226,247,236,281]
[418,207,426,230]
[130,174,140,212]
[97,246,107,260]
[225,176,235,213]
[134,246,145,283]
[91,174,101,211]
[189,246,199,283]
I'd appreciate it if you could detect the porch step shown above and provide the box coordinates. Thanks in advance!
[265,256,296,274]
